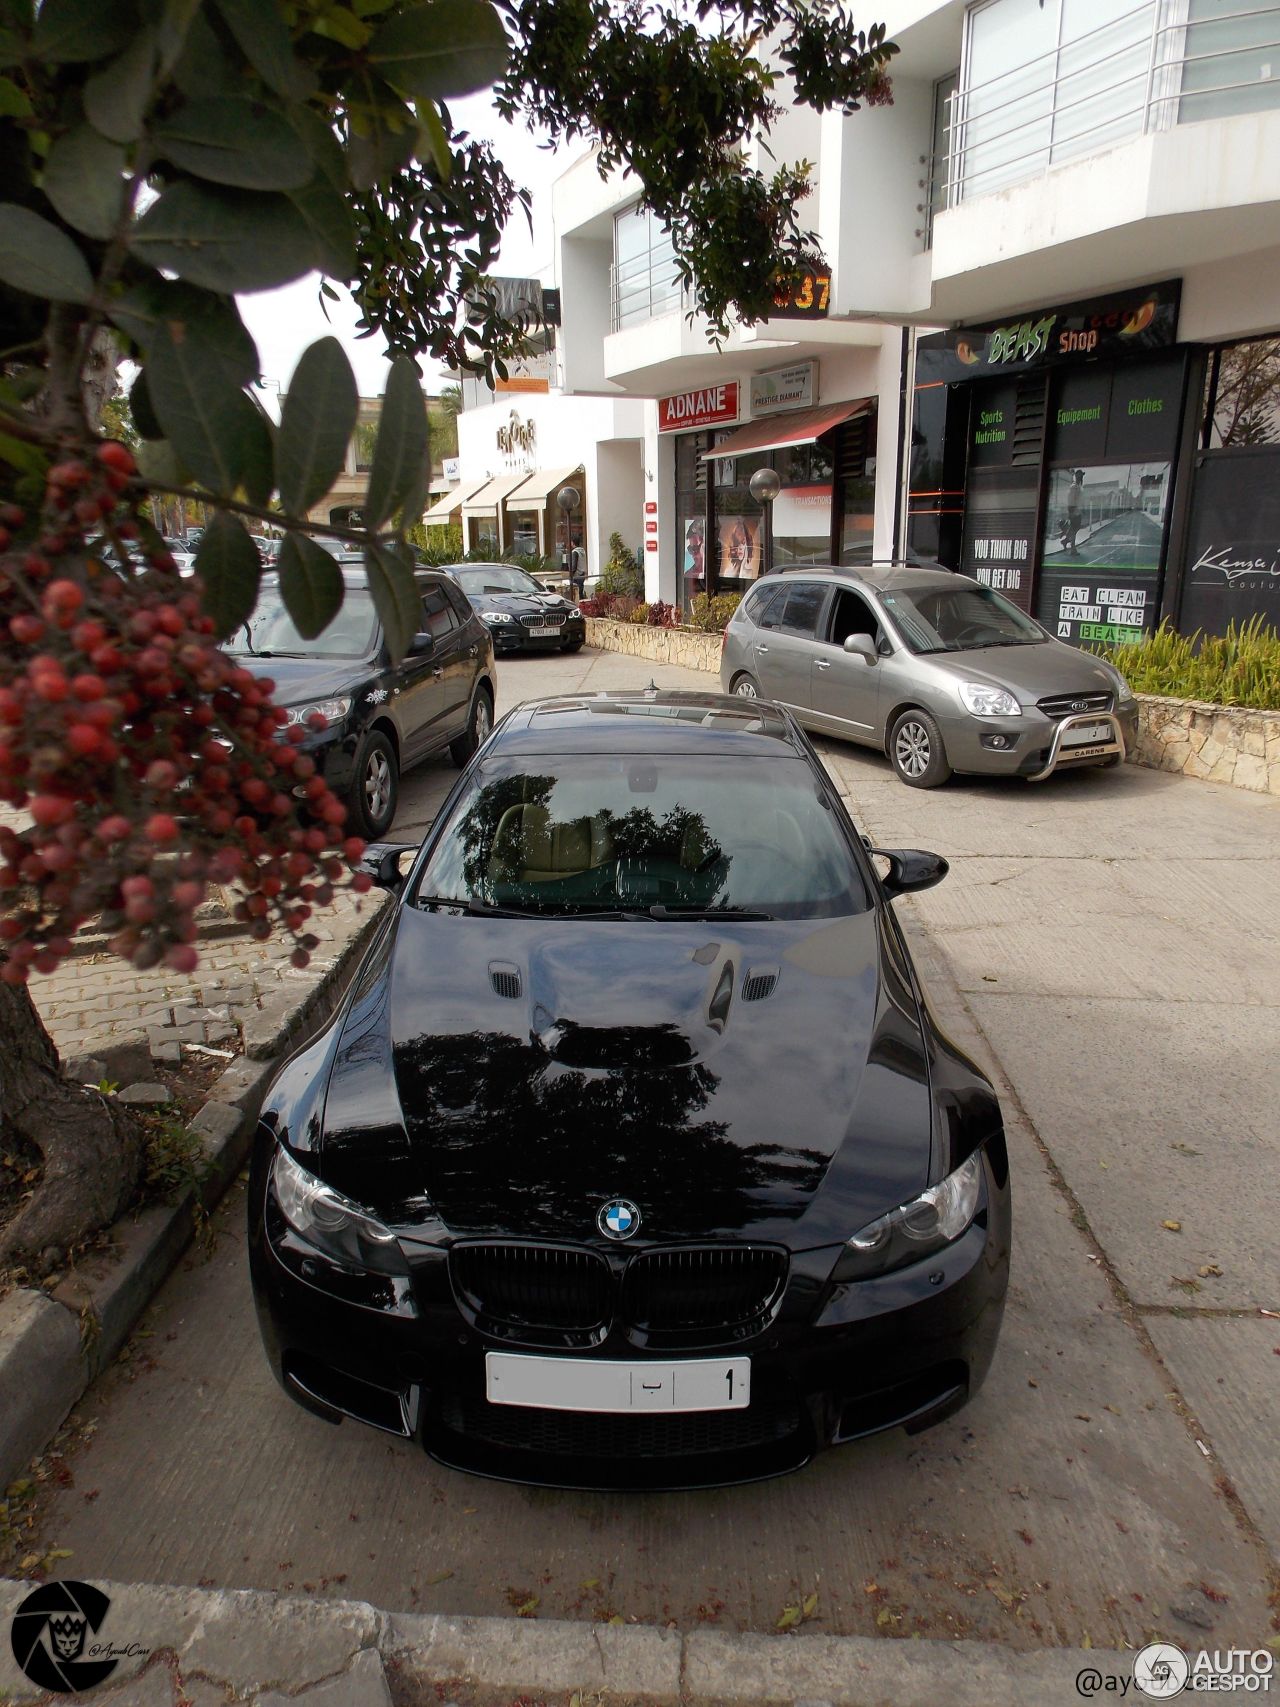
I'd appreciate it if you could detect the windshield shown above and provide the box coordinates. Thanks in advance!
[455,566,542,597]
[880,582,1045,653]
[414,755,869,920]
[224,586,377,659]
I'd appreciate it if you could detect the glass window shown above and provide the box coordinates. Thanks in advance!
[779,583,828,638]
[880,582,1046,653]
[414,754,870,920]
[613,203,681,329]
[1035,461,1169,645]
[1204,337,1280,448]
[825,589,883,647]
[455,566,543,596]
[755,588,788,628]
[1177,0,1280,126]
[959,0,1057,198]
[225,587,377,659]
[421,587,458,638]
[507,508,539,556]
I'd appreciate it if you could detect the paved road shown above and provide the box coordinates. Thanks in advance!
[20,649,1278,1652]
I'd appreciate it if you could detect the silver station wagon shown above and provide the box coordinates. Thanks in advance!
[719,564,1139,788]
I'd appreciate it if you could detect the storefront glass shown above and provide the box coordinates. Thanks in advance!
[507,508,539,556]
[466,513,498,555]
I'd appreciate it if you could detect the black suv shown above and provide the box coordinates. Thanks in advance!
[225,568,496,837]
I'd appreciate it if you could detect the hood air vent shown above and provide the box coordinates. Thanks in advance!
[742,966,779,1003]
[489,961,522,1000]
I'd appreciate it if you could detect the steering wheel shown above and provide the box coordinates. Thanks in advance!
[952,622,1004,645]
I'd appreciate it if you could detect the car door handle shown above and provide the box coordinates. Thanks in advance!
[467,645,478,657]
[432,666,443,677]
[815,659,831,670]
[756,644,770,654]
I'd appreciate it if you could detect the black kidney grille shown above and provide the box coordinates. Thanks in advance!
[520,610,565,628]
[1037,690,1113,720]
[450,1243,611,1332]
[437,1390,802,1458]
[622,1247,788,1334]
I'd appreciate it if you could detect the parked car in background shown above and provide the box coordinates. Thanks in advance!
[447,562,586,654]
[247,688,1011,1487]
[164,536,195,575]
[721,565,1138,787]
[223,566,496,836]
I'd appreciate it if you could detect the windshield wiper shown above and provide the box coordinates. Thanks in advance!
[417,893,552,918]
[647,904,774,921]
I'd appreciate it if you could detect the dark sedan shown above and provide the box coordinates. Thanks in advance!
[248,690,1011,1489]
[448,562,585,654]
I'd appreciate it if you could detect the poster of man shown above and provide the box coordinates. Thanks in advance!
[718,515,762,580]
[682,519,705,589]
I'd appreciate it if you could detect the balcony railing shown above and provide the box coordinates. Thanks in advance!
[610,247,685,332]
[928,0,1280,219]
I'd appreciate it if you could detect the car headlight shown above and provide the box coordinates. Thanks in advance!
[958,682,1021,718]
[481,610,513,623]
[831,1152,984,1282]
[270,1145,405,1275]
[285,696,351,727]
[1101,663,1136,704]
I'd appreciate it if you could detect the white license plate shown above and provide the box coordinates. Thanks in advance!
[1063,720,1112,746]
[527,625,560,637]
[485,1352,750,1413]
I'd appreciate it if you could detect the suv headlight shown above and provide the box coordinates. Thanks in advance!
[285,696,351,727]
[958,682,1020,717]
[481,610,513,623]
[831,1152,984,1282]
[270,1145,405,1274]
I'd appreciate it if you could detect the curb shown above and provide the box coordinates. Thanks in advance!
[0,895,387,1491]
[0,1578,1139,1705]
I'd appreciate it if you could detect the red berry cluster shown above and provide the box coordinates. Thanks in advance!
[0,443,370,986]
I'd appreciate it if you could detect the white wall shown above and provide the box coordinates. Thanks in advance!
[592,439,646,580]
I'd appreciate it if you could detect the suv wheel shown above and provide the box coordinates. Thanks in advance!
[450,686,493,767]
[349,729,399,837]
[889,708,952,789]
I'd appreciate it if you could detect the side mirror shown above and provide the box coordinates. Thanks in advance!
[872,847,949,899]
[409,631,435,655]
[843,633,878,664]
[358,841,416,892]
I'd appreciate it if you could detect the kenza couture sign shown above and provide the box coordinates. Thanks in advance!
[658,383,740,433]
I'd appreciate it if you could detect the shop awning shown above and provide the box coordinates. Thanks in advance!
[702,398,872,460]
[462,472,530,511]
[421,479,488,523]
[506,464,583,504]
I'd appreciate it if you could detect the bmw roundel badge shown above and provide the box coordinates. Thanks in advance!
[598,1198,641,1240]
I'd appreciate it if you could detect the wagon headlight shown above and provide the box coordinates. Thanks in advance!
[1100,663,1136,704]
[832,1152,984,1282]
[958,682,1020,718]
[270,1145,405,1275]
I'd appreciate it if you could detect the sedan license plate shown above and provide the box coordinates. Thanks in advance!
[485,1352,750,1413]
[527,625,560,637]
[1062,720,1112,747]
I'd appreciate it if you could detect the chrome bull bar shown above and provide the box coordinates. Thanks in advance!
[1025,711,1126,783]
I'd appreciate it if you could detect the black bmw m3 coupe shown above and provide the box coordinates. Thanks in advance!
[248,689,1011,1488]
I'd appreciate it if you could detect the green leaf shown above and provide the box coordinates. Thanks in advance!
[33,0,136,63]
[236,393,275,506]
[0,75,32,118]
[172,9,240,97]
[134,436,189,487]
[84,29,158,142]
[212,0,317,100]
[153,96,314,191]
[129,368,163,440]
[130,182,319,293]
[195,513,263,641]
[42,125,128,240]
[0,431,48,478]
[0,204,93,303]
[290,107,347,192]
[313,3,369,49]
[109,277,259,387]
[277,532,344,640]
[277,336,357,515]
[365,542,420,662]
[286,172,356,281]
[368,0,508,101]
[155,0,203,75]
[364,355,427,530]
[416,99,451,179]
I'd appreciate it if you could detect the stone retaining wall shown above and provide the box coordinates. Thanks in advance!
[1133,694,1280,795]
[582,621,1280,796]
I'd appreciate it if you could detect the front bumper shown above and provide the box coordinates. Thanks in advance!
[487,617,584,652]
[937,702,1138,779]
[248,1137,1011,1490]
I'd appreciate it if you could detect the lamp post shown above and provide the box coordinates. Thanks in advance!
[748,466,782,575]
[556,483,582,596]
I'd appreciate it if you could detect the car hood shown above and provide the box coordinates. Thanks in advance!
[926,639,1117,703]
[309,905,939,1247]
[469,591,576,617]
[229,654,368,705]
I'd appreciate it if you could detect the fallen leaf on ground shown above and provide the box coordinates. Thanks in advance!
[1197,1264,1223,1278]
[1162,1220,1182,1232]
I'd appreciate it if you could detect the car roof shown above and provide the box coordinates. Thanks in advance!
[759,561,966,594]
[489,691,806,758]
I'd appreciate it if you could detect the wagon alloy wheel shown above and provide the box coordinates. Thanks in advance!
[732,673,760,699]
[348,730,399,837]
[889,708,951,789]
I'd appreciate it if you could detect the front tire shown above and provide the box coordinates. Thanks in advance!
[889,708,951,789]
[450,685,493,767]
[561,636,584,654]
[348,729,398,837]
[730,672,761,699]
